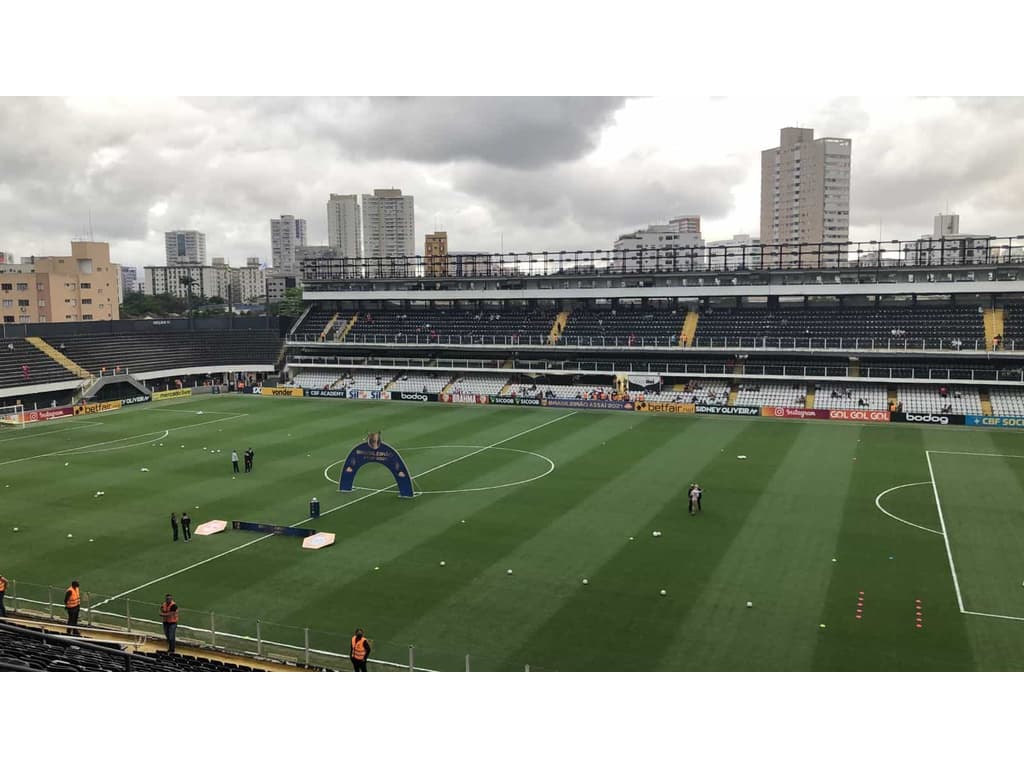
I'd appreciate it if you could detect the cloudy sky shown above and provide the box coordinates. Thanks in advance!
[2,95,1023,269]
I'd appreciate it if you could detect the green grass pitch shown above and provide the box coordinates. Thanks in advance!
[2,395,1024,671]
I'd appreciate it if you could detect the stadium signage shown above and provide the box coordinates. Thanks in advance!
[304,388,347,398]
[635,402,696,415]
[761,406,830,420]
[23,406,74,422]
[827,409,891,422]
[440,393,487,404]
[261,386,304,398]
[964,414,1024,428]
[542,398,634,411]
[231,520,317,537]
[348,389,386,400]
[488,395,541,406]
[121,394,152,407]
[696,405,760,416]
[152,388,193,401]
[392,392,438,402]
[892,412,964,426]
[73,400,122,416]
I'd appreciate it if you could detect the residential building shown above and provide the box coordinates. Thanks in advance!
[326,194,362,266]
[265,271,297,303]
[706,235,762,270]
[424,231,449,277]
[144,260,266,305]
[0,241,120,324]
[613,216,705,272]
[0,251,14,265]
[164,230,207,267]
[900,214,995,267]
[447,251,500,278]
[361,188,415,278]
[119,265,139,305]
[270,215,308,271]
[238,258,267,304]
[760,127,851,266]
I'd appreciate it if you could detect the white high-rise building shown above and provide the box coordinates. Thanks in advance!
[613,216,704,272]
[760,127,851,266]
[270,215,307,272]
[327,194,362,265]
[361,188,415,278]
[706,235,762,270]
[164,230,207,267]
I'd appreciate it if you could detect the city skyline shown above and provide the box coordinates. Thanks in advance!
[2,97,1024,268]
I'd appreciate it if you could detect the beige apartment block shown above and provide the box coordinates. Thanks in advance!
[0,241,120,325]
[424,231,449,277]
[761,127,851,267]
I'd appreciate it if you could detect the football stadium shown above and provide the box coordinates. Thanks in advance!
[4,241,1024,672]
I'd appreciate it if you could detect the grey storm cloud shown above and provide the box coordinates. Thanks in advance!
[194,96,627,169]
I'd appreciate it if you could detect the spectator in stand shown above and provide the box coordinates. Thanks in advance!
[939,385,949,398]
[21,364,30,381]
[64,580,82,636]
[0,573,7,616]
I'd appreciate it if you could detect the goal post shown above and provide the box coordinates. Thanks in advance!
[0,403,26,429]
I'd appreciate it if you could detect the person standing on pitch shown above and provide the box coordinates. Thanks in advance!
[350,628,371,672]
[171,512,179,542]
[688,484,701,516]
[64,580,81,635]
[244,447,254,473]
[231,450,240,474]
[0,573,8,617]
[160,594,178,653]
[181,511,192,542]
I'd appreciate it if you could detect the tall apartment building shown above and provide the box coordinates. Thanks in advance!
[613,216,705,272]
[144,260,266,304]
[270,215,308,271]
[164,230,207,267]
[706,234,762,270]
[326,194,363,266]
[361,188,415,278]
[760,127,851,266]
[424,231,449,277]
[0,241,120,324]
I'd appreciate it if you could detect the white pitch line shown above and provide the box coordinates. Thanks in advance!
[873,482,943,535]
[925,450,966,613]
[0,413,247,468]
[90,410,577,607]
[926,450,1024,459]
[963,610,1024,623]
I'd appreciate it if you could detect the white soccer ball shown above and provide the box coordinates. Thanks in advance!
[12,527,19,532]
[440,561,446,567]
[67,533,73,539]
[64,462,69,467]
[506,569,513,575]
[89,539,94,543]
[582,578,589,585]
[746,601,753,608]
[659,589,667,596]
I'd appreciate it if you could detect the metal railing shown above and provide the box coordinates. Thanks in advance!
[1,580,521,672]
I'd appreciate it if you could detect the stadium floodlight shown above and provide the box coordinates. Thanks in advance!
[0,403,25,429]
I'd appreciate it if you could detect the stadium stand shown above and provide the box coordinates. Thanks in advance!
[988,387,1024,416]
[0,622,264,672]
[344,308,556,343]
[895,385,983,415]
[40,330,282,376]
[813,385,889,410]
[558,306,685,346]
[389,372,450,393]
[448,374,509,395]
[692,304,986,349]
[0,338,79,388]
[734,383,808,408]
[291,371,345,389]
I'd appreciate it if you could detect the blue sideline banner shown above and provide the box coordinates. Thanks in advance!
[542,398,635,411]
[338,432,415,498]
[964,414,1024,428]
[231,521,317,537]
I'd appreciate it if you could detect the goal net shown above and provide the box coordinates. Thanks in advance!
[0,403,25,429]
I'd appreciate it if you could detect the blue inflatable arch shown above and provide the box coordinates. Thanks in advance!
[338,432,414,498]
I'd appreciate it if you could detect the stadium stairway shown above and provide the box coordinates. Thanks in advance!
[849,359,861,377]
[727,384,739,406]
[980,389,994,415]
[680,310,699,347]
[320,312,340,340]
[548,310,571,345]
[336,313,359,341]
[25,337,92,380]
[984,308,1004,350]
[805,388,815,409]
[887,385,898,408]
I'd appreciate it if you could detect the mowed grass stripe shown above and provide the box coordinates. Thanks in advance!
[812,423,973,670]
[650,421,861,670]
[400,416,753,671]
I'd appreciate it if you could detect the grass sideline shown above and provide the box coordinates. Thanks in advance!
[2,394,1023,671]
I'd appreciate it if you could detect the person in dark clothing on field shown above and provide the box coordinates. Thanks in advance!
[181,511,192,542]
[171,512,179,542]
[244,447,254,473]
[688,484,703,515]
[350,628,371,672]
